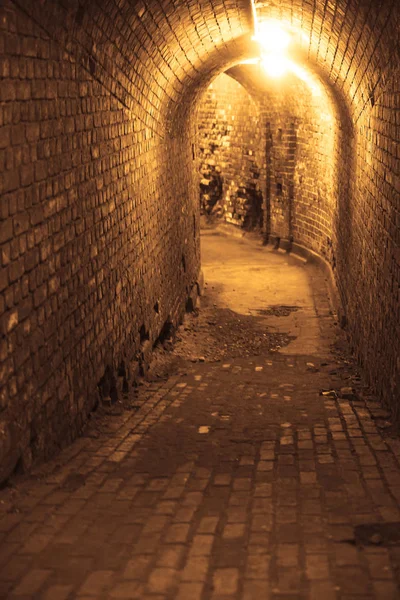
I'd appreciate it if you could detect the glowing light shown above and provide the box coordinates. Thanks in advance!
[254,20,291,53]
[240,58,260,65]
[289,63,322,97]
[253,20,292,78]
[247,14,324,96]
[262,55,290,78]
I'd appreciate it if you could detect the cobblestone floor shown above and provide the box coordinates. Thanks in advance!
[1,233,400,599]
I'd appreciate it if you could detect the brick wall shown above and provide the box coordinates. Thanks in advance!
[197,66,338,261]
[338,66,400,419]
[197,74,265,230]
[197,0,399,416]
[0,0,399,481]
[0,0,253,482]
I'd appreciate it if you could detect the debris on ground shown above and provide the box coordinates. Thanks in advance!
[147,294,294,381]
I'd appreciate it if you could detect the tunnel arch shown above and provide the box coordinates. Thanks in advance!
[0,0,398,481]
[195,61,351,257]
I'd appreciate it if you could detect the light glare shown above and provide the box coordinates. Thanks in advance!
[254,21,291,53]
[262,55,289,78]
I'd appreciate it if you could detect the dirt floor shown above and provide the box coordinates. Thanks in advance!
[149,230,360,384]
[0,228,399,600]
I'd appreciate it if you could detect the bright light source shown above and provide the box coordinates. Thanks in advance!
[240,58,260,65]
[253,20,292,78]
[254,20,291,53]
[262,54,290,78]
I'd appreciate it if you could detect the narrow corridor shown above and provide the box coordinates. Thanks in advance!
[1,232,399,600]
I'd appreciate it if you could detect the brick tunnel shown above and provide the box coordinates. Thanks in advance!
[0,0,399,532]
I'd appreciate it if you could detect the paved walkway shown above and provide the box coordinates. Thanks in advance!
[1,232,400,599]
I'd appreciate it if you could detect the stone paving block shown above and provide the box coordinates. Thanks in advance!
[12,569,52,596]
[181,556,209,582]
[243,579,271,599]
[133,532,162,554]
[334,543,361,566]
[156,545,185,569]
[335,566,372,594]
[197,517,219,534]
[212,568,239,595]
[41,585,74,600]
[78,570,114,596]
[308,580,337,600]
[176,582,204,600]
[146,567,179,594]
[164,523,190,544]
[274,567,303,594]
[246,553,271,579]
[123,555,152,579]
[109,581,145,598]
[372,580,400,599]
[305,554,330,580]
[276,544,299,568]
[190,535,214,556]
[222,523,246,539]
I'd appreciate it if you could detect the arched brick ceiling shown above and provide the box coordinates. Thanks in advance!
[13,0,398,127]
[254,0,399,121]
[13,0,254,126]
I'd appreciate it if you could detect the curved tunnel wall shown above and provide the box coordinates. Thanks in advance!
[197,67,339,264]
[0,0,398,479]
[0,0,254,478]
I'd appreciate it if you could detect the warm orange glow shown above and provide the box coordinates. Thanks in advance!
[253,20,291,53]
[250,16,324,96]
[262,55,290,78]
[289,63,322,97]
[253,19,292,78]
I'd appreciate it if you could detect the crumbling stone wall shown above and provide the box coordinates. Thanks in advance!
[197,74,265,230]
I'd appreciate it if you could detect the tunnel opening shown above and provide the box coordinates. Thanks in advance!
[196,58,345,268]
[0,0,398,482]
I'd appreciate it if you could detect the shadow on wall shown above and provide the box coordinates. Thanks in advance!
[333,102,357,328]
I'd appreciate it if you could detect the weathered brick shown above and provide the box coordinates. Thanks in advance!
[0,0,397,497]
[2,308,18,334]
[25,122,40,142]
[0,81,16,101]
[0,266,8,292]
[2,169,20,193]
[20,164,34,186]
[9,258,24,282]
[13,212,29,235]
[0,220,13,244]
[33,283,47,307]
